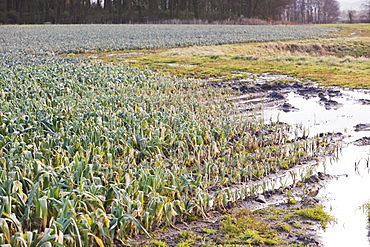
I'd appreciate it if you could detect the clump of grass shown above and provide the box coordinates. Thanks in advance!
[292,221,302,228]
[276,222,291,232]
[294,205,336,227]
[201,228,217,235]
[220,209,283,245]
[258,204,335,229]
[149,240,167,247]
[175,230,201,246]
[175,243,190,247]
[178,230,196,239]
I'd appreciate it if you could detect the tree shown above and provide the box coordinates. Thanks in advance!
[284,0,339,23]
[0,0,341,24]
[362,0,370,22]
[347,10,356,23]
[322,0,340,23]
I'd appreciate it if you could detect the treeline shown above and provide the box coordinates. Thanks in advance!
[286,0,340,24]
[0,0,340,24]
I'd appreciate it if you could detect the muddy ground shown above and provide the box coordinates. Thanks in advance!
[206,77,345,111]
[132,78,370,247]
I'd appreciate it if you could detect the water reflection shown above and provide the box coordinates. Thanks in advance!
[263,87,370,246]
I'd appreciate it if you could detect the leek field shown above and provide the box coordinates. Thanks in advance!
[0,24,339,246]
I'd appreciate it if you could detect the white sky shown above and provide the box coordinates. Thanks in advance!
[338,0,365,2]
[338,0,365,10]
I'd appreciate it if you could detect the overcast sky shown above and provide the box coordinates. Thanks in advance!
[338,0,365,2]
[338,0,365,10]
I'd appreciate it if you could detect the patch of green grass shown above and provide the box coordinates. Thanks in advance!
[276,222,291,232]
[283,213,296,220]
[175,242,190,247]
[150,240,167,247]
[144,204,334,246]
[176,230,202,246]
[268,215,281,220]
[201,228,217,235]
[178,230,196,239]
[294,205,336,227]
[220,209,283,245]
[261,205,335,228]
[292,221,302,228]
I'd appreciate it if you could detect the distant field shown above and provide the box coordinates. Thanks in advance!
[0,24,338,56]
[83,24,370,87]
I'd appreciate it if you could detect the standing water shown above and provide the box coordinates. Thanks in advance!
[263,87,370,246]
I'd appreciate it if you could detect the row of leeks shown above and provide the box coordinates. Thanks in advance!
[0,61,339,246]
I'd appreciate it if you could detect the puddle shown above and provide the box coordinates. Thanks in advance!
[318,146,370,246]
[209,74,370,245]
[261,86,370,246]
[263,89,370,141]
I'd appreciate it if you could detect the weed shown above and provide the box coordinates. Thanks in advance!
[151,240,167,247]
[178,231,196,240]
[277,222,291,232]
[175,242,190,247]
[201,228,217,235]
[292,221,302,228]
